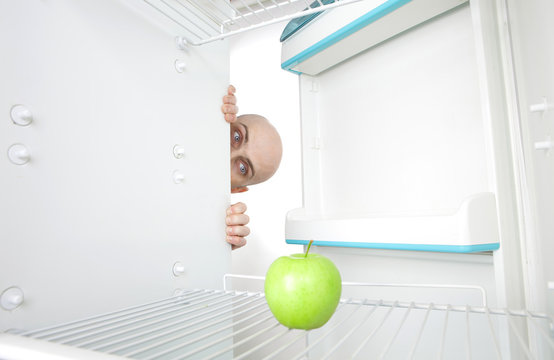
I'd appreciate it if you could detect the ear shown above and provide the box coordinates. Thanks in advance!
[231,186,249,194]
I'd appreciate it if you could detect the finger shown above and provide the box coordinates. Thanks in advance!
[221,104,238,114]
[227,202,247,215]
[226,225,250,237]
[222,94,237,105]
[228,85,236,95]
[224,113,237,123]
[227,235,247,250]
[226,213,250,226]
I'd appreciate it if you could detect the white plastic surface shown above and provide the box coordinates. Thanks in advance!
[281,0,468,75]
[1,0,230,332]
[286,193,500,249]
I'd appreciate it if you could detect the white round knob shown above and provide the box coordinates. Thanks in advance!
[173,170,185,184]
[173,145,185,159]
[174,60,186,73]
[1,287,24,311]
[175,36,188,51]
[10,105,33,126]
[8,144,30,165]
[173,262,186,276]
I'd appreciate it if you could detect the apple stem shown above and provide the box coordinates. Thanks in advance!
[304,240,314,258]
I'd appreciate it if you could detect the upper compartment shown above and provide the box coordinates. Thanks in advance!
[281,0,467,75]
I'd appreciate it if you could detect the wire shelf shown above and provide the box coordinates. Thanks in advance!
[137,0,364,45]
[5,289,553,359]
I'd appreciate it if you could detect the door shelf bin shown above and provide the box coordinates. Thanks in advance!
[285,192,500,253]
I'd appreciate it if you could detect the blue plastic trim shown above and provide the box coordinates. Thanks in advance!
[280,0,336,42]
[281,0,412,73]
[285,239,500,253]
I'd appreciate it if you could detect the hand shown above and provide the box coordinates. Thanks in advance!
[226,202,250,250]
[221,85,238,123]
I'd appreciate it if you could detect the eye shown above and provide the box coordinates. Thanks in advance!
[239,162,247,175]
[233,130,241,143]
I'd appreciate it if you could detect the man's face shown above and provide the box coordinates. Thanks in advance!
[230,114,282,190]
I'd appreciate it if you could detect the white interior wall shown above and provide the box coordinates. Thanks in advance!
[229,23,303,282]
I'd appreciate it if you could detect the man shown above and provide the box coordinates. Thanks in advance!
[222,85,283,249]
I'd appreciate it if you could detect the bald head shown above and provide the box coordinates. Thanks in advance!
[230,114,282,190]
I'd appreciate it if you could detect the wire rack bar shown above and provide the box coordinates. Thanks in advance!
[438,304,451,359]
[223,275,489,306]
[160,0,216,36]
[124,303,271,358]
[7,289,553,359]
[94,294,265,353]
[526,310,554,351]
[135,0,366,45]
[507,310,534,358]
[192,320,281,360]
[203,0,240,26]
[84,293,259,351]
[379,301,414,359]
[231,326,291,360]
[320,300,380,360]
[138,303,276,359]
[18,290,201,338]
[260,325,308,359]
[178,0,228,29]
[290,301,361,360]
[343,281,489,306]
[55,291,232,344]
[407,302,433,359]
[485,306,504,359]
[351,300,398,358]
[465,306,472,360]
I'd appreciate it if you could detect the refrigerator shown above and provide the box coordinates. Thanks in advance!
[1,0,553,358]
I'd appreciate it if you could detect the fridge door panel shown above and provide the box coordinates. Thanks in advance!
[0,0,230,331]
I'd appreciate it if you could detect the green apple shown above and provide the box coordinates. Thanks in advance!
[264,240,342,330]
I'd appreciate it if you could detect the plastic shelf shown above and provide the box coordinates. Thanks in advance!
[285,193,500,253]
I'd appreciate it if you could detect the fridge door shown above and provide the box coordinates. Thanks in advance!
[0,0,230,331]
